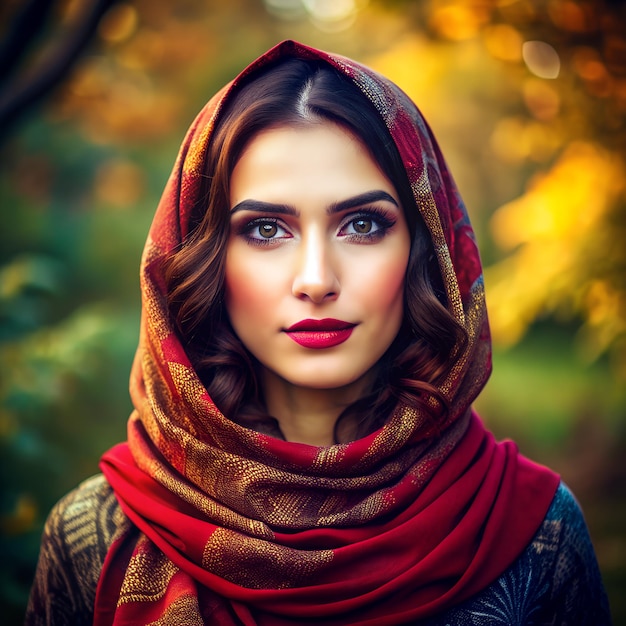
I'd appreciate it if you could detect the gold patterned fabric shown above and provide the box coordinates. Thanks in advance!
[97,41,560,625]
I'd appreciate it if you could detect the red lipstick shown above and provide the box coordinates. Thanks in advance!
[285,318,356,349]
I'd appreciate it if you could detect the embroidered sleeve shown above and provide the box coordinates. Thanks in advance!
[418,482,612,625]
[542,483,612,625]
[24,475,129,626]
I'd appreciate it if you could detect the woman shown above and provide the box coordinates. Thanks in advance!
[26,40,611,625]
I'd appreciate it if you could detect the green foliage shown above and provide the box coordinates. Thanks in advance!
[0,119,149,619]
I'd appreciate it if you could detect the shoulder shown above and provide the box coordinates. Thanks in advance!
[423,482,612,625]
[534,482,612,622]
[534,483,606,584]
[25,474,132,625]
[513,482,612,624]
[47,474,126,547]
[530,481,591,560]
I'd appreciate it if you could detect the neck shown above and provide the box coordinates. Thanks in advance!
[261,369,373,447]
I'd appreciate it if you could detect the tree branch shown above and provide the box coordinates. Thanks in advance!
[0,0,55,86]
[0,0,120,141]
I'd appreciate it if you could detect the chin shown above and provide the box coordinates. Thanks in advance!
[282,368,374,392]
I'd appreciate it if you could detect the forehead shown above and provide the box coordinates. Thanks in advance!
[229,122,399,207]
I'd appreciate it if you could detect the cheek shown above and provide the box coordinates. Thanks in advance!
[355,253,408,316]
[224,253,252,322]
[224,253,281,324]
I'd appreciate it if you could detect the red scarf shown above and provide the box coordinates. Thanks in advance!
[97,40,559,625]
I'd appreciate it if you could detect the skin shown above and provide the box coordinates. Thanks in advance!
[225,122,411,446]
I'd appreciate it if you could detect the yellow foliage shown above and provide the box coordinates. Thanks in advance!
[490,116,562,163]
[368,35,440,96]
[428,0,491,40]
[579,281,626,361]
[483,23,523,62]
[522,78,560,121]
[491,142,620,248]
[486,142,626,351]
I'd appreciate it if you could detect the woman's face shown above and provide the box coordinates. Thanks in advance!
[225,122,411,393]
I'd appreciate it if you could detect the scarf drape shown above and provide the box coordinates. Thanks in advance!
[97,40,560,625]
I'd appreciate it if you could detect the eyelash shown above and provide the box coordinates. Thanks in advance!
[237,206,397,246]
[237,218,290,246]
[338,207,396,243]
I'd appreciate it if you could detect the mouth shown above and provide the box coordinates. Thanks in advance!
[284,318,356,349]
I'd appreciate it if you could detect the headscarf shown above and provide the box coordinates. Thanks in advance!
[98,40,560,625]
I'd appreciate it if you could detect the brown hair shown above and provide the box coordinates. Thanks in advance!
[163,58,466,442]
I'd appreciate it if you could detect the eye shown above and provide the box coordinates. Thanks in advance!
[348,218,374,234]
[241,218,291,243]
[258,222,279,238]
[338,208,396,241]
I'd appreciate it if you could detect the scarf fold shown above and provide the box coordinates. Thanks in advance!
[97,40,560,625]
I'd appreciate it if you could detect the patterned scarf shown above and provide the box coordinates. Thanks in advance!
[97,40,559,625]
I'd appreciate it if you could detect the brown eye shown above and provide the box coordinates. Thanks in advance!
[242,219,290,244]
[259,223,278,238]
[353,219,372,234]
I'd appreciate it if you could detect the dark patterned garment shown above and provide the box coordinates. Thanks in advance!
[25,477,611,625]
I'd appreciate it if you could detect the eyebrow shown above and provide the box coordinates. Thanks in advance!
[230,190,399,216]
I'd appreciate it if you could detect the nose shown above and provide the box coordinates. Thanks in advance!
[291,232,340,303]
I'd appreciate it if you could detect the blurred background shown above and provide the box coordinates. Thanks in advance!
[0,0,624,623]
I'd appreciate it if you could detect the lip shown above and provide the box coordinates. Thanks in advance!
[284,318,356,349]
[286,318,354,332]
